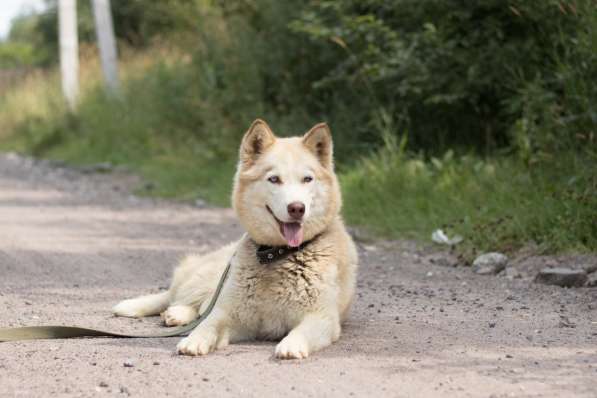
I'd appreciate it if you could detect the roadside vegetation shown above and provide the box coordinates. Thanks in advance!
[0,1,595,258]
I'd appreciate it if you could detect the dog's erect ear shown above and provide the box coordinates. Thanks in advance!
[303,122,333,169]
[240,119,276,167]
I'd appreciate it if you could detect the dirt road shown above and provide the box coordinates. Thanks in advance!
[0,153,595,397]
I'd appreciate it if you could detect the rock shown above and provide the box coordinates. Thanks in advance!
[426,253,459,268]
[123,360,134,368]
[473,252,508,275]
[585,273,597,288]
[558,316,576,328]
[504,267,522,280]
[347,227,375,243]
[534,268,588,288]
[78,162,113,174]
[582,263,597,274]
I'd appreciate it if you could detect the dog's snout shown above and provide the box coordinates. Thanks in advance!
[287,202,305,220]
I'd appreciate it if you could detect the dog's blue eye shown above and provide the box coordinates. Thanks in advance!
[303,176,313,183]
[268,176,281,184]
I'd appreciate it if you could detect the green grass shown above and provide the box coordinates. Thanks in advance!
[341,144,597,258]
[0,50,239,205]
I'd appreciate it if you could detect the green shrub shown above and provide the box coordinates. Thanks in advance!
[289,0,596,155]
[342,144,597,258]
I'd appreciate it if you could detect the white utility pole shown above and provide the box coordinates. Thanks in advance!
[92,0,120,94]
[58,0,79,110]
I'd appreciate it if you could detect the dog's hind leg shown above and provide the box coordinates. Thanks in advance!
[113,242,236,321]
[112,291,170,318]
[161,305,198,326]
[160,277,216,326]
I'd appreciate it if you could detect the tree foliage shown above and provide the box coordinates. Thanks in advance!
[286,0,596,155]
[2,0,595,158]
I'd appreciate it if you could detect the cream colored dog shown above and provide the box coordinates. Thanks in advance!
[113,119,358,359]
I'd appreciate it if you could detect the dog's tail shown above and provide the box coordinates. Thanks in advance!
[112,291,170,318]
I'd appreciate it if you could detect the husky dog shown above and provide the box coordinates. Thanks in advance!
[113,120,358,359]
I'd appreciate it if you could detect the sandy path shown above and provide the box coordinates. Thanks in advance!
[0,153,595,398]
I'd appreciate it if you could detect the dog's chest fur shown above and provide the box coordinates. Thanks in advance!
[227,237,335,339]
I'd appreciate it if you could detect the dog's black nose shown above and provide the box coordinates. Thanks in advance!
[287,202,305,220]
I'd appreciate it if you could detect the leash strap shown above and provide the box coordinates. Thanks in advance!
[0,256,233,342]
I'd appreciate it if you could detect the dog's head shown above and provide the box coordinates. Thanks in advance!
[232,119,341,247]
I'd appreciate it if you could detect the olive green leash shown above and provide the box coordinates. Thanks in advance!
[0,258,232,343]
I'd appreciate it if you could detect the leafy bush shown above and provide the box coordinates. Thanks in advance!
[289,0,596,155]
[342,144,597,257]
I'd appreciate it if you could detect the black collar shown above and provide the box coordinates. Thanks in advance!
[255,237,317,265]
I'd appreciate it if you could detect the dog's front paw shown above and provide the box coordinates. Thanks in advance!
[176,328,218,356]
[275,334,309,360]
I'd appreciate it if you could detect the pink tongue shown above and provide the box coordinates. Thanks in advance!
[282,223,303,247]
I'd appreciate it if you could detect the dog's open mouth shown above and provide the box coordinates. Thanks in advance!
[266,205,303,247]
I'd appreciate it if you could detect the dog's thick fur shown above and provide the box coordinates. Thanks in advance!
[113,120,358,359]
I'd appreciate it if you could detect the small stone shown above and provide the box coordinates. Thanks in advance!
[202,377,209,382]
[534,268,588,287]
[120,386,130,395]
[123,360,134,368]
[585,273,597,288]
[473,253,509,275]
[582,263,597,274]
[99,381,109,388]
[426,254,459,268]
[504,267,522,280]
[79,162,113,174]
[152,361,160,366]
[488,322,496,328]
[505,354,513,359]
[558,316,576,328]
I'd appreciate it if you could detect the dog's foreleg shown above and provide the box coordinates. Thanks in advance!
[275,311,341,359]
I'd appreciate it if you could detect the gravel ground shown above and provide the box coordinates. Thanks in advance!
[0,152,596,398]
